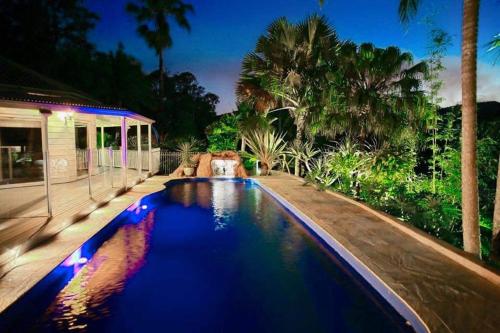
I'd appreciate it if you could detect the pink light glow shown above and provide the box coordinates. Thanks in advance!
[62,248,88,267]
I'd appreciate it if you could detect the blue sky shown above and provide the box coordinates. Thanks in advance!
[86,0,499,114]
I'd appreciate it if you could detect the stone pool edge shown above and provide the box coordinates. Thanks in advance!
[253,178,430,333]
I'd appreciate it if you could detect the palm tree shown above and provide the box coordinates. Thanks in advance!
[237,15,340,175]
[314,43,427,144]
[235,102,274,151]
[399,0,481,256]
[487,33,500,65]
[126,0,193,105]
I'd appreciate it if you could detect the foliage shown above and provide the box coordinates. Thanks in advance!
[237,15,340,143]
[159,72,218,143]
[206,114,239,152]
[0,0,216,147]
[286,141,320,175]
[126,0,194,100]
[313,42,428,145]
[176,139,198,167]
[0,0,98,73]
[305,123,499,258]
[487,33,499,63]
[245,130,287,175]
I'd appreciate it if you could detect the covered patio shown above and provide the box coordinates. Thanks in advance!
[0,74,160,265]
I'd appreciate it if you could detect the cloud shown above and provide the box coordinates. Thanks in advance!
[438,56,500,107]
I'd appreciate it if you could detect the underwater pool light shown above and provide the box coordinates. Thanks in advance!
[62,248,88,267]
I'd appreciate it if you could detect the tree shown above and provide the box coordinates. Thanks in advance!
[235,102,274,151]
[155,72,218,145]
[237,15,340,175]
[206,114,240,152]
[0,0,98,77]
[398,0,482,256]
[314,43,427,145]
[126,0,193,107]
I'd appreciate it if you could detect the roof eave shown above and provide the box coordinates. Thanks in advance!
[0,99,155,124]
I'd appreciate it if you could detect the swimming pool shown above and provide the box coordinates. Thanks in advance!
[1,178,416,332]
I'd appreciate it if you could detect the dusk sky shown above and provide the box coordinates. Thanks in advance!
[86,0,500,114]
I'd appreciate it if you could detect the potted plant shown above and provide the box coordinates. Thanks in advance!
[177,140,197,176]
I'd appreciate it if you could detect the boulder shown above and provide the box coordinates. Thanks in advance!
[196,153,213,177]
[170,151,248,178]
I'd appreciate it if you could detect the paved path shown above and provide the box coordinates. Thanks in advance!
[258,174,500,333]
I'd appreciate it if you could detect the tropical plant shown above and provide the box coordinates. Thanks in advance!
[235,102,275,151]
[237,15,340,167]
[314,42,427,145]
[177,139,197,168]
[126,0,193,103]
[487,33,499,63]
[206,114,239,152]
[286,141,320,176]
[245,130,287,176]
[305,156,338,190]
[398,0,481,257]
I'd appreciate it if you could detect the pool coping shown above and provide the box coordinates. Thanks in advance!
[264,173,500,286]
[253,179,430,333]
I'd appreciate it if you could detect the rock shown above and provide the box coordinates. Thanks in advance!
[196,153,213,177]
[171,151,248,178]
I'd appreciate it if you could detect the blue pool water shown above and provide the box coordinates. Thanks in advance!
[1,179,413,332]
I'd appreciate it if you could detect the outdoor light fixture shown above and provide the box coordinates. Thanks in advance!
[56,111,73,126]
[62,248,88,267]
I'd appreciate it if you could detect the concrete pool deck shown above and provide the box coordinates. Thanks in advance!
[0,174,499,332]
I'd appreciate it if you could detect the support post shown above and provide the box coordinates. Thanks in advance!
[7,148,13,179]
[148,124,152,176]
[108,146,113,188]
[87,148,92,197]
[0,133,3,181]
[120,117,127,189]
[137,123,142,178]
[100,126,105,167]
[40,109,52,217]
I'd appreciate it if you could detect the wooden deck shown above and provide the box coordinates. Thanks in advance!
[0,169,148,265]
[0,175,170,313]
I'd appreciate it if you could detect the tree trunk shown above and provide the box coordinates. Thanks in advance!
[240,136,246,152]
[491,155,500,260]
[294,112,306,177]
[260,163,269,176]
[460,0,481,257]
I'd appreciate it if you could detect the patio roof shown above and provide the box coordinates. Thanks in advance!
[0,56,154,124]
